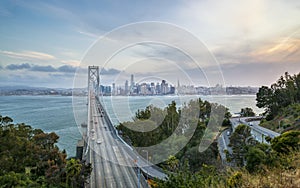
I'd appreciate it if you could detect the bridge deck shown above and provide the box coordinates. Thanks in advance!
[86,94,148,188]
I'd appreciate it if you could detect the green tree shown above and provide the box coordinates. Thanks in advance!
[0,115,13,125]
[256,72,300,120]
[271,130,300,154]
[66,158,92,188]
[117,99,228,172]
[165,155,179,172]
[157,163,226,188]
[245,146,267,173]
[240,107,255,117]
[256,86,276,119]
[229,124,254,166]
[0,171,35,188]
[0,115,91,187]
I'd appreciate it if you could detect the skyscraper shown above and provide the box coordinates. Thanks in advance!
[161,80,166,94]
[130,74,134,94]
[125,80,129,95]
[156,82,161,94]
[112,83,116,96]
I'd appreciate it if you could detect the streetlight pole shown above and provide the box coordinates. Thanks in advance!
[142,150,149,181]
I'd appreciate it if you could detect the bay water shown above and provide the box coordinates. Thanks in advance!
[0,95,263,157]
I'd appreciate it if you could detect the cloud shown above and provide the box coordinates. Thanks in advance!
[61,60,80,66]
[211,31,300,66]
[6,63,31,70]
[0,50,55,61]
[100,68,121,75]
[77,30,99,38]
[133,43,192,62]
[4,63,82,73]
[30,65,56,72]
[0,63,121,75]
[0,72,75,88]
[202,61,300,87]
[57,65,77,73]
[249,36,300,64]
[49,73,75,78]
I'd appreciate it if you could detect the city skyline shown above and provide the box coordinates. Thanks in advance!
[0,1,300,88]
[98,73,257,96]
[109,74,176,96]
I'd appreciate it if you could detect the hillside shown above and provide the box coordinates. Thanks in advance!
[260,103,300,133]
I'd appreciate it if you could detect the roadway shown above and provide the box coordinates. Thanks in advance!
[218,116,281,165]
[96,96,167,181]
[86,94,148,188]
[217,128,233,166]
[231,117,280,141]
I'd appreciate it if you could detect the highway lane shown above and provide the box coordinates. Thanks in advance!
[236,117,280,138]
[219,116,280,160]
[230,117,280,143]
[218,129,233,166]
[97,116,137,187]
[87,95,147,188]
[217,116,281,166]
[95,97,167,181]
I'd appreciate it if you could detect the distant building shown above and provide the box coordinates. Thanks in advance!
[156,82,161,94]
[125,80,129,95]
[161,80,167,94]
[100,85,111,95]
[130,74,134,94]
[169,85,175,94]
[140,83,149,95]
[112,83,116,96]
[150,82,156,95]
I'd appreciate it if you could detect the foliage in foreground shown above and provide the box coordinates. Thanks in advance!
[117,98,231,172]
[157,162,227,188]
[157,133,300,188]
[226,150,300,188]
[260,103,300,132]
[256,72,300,121]
[0,115,91,188]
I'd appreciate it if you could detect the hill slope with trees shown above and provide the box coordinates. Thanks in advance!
[0,115,91,188]
[118,73,300,188]
[257,72,300,132]
[117,98,231,172]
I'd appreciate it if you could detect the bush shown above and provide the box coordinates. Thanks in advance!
[245,147,267,173]
[227,171,243,188]
[271,131,300,154]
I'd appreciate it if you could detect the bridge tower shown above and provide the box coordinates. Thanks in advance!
[88,66,100,96]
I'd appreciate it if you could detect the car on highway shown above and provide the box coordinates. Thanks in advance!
[97,139,102,144]
[227,131,231,136]
[91,129,95,133]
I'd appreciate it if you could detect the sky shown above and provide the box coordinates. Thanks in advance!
[0,0,300,88]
